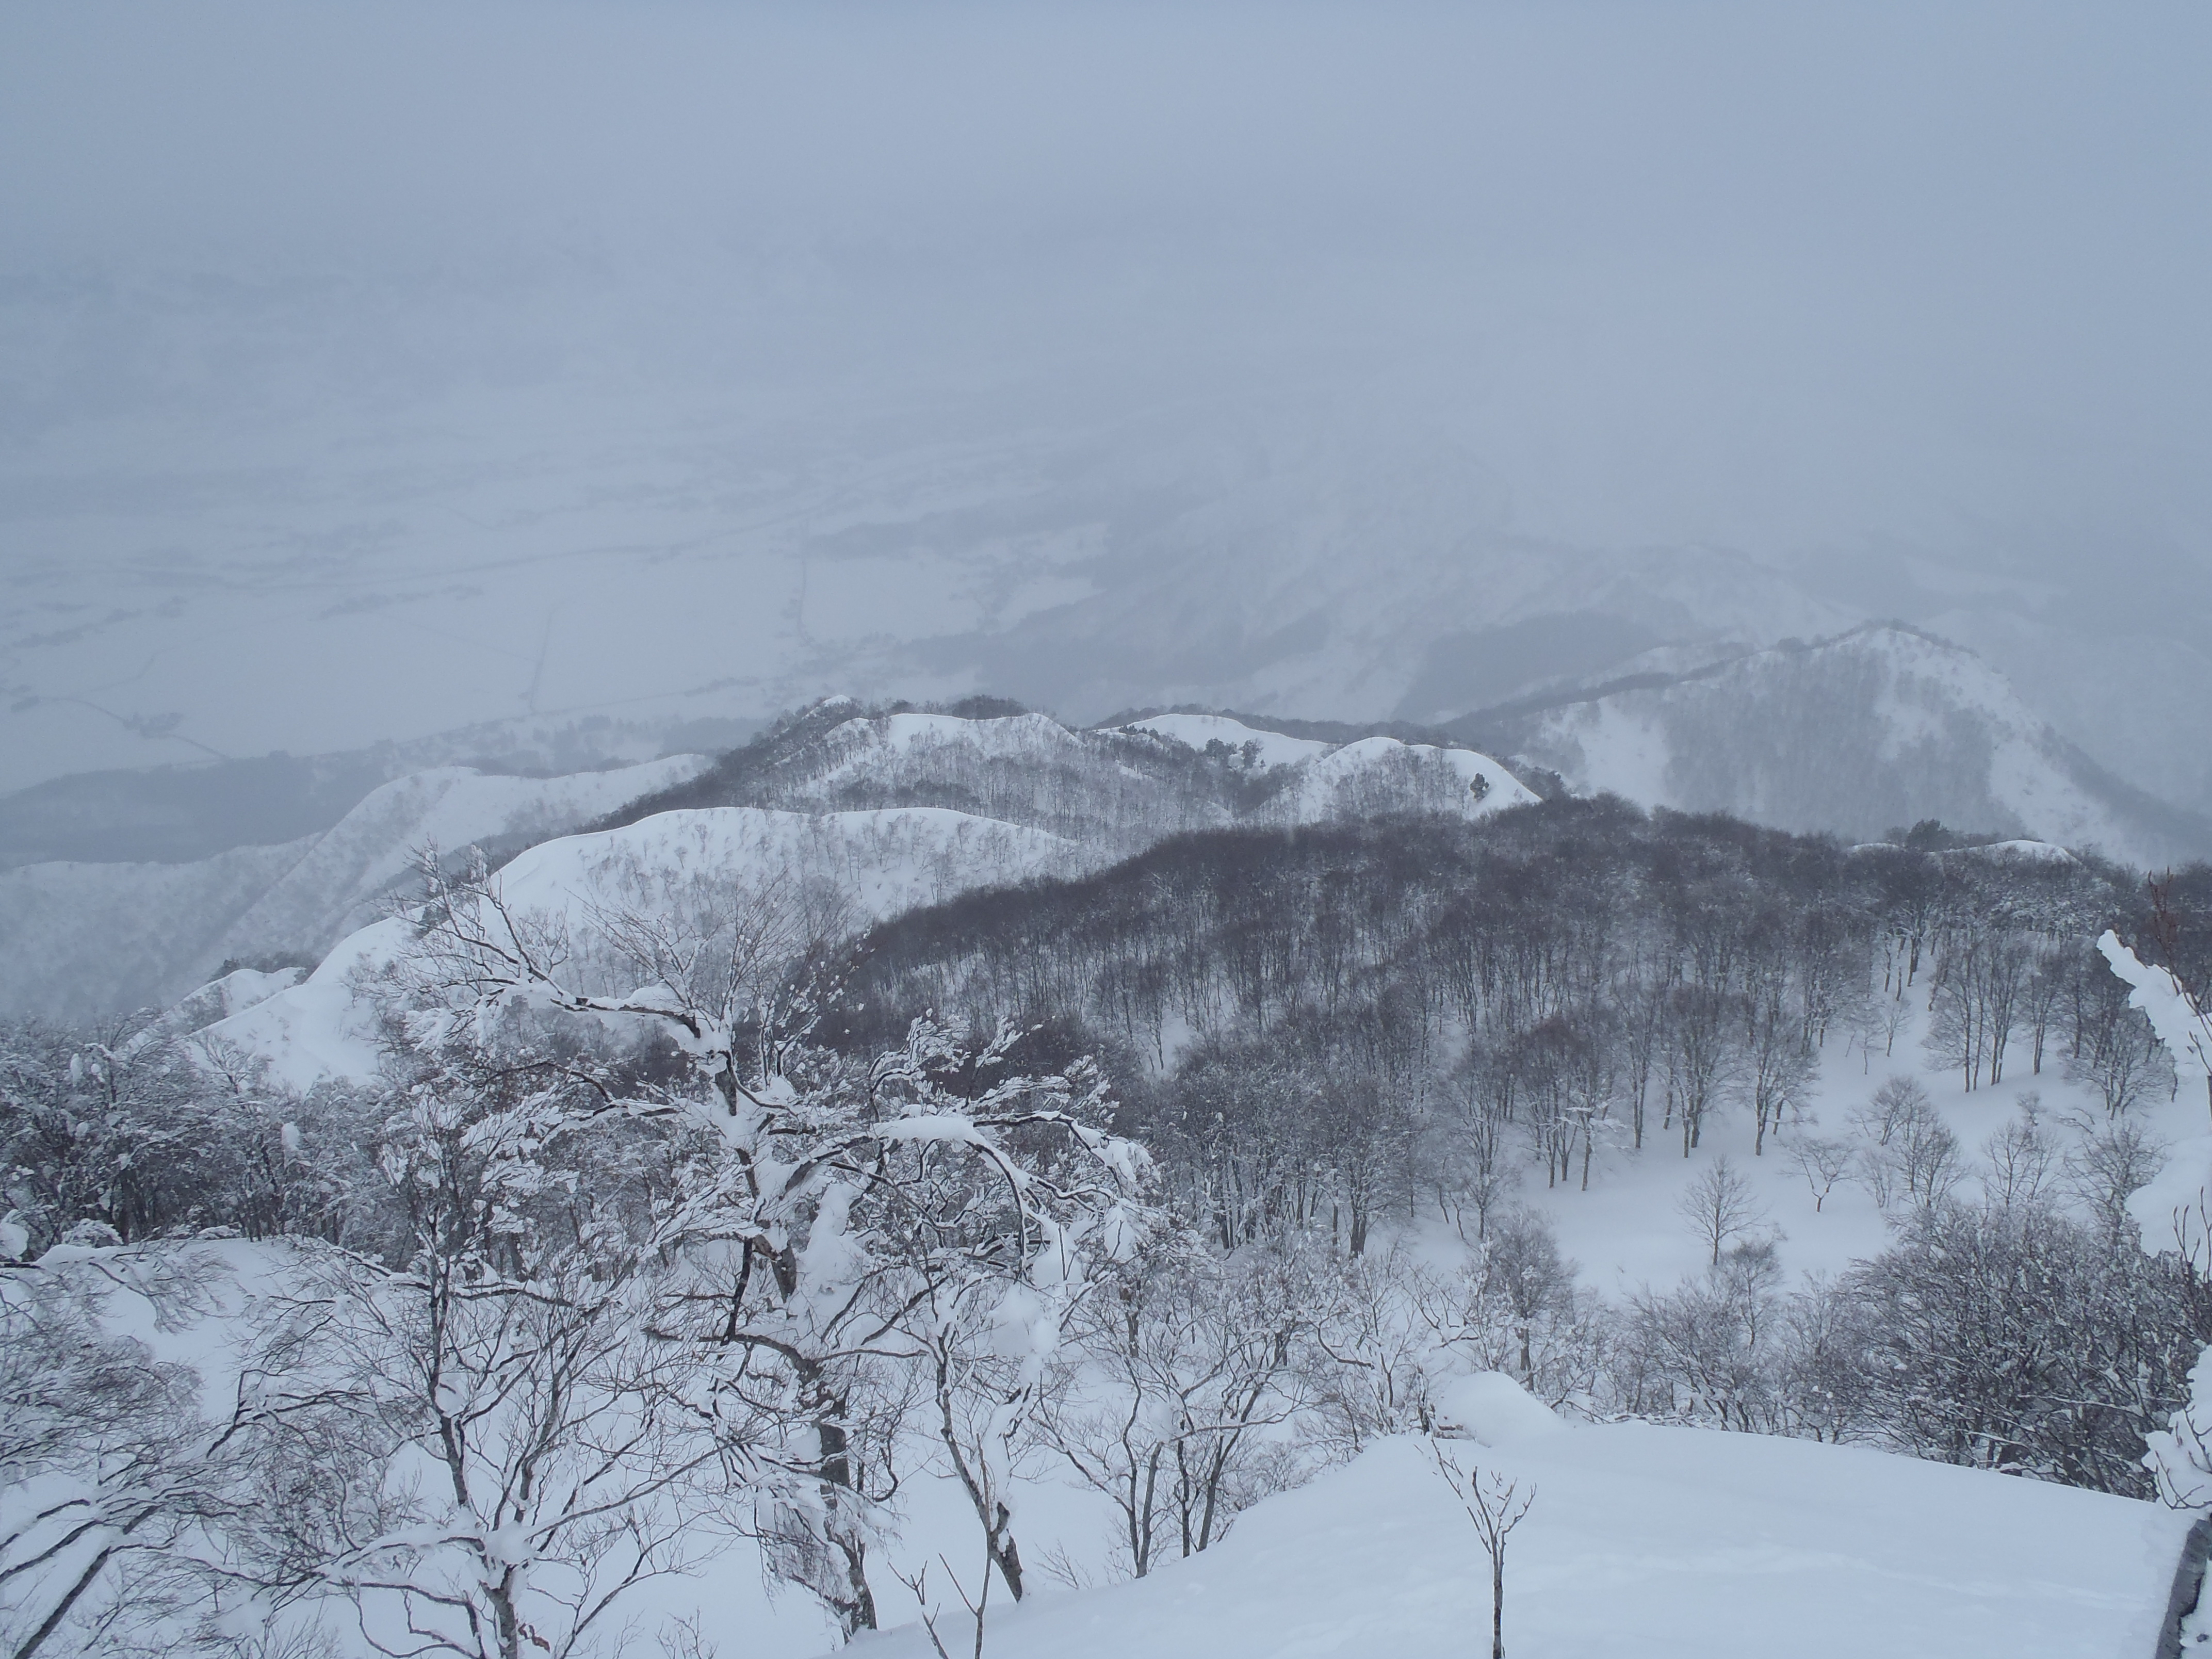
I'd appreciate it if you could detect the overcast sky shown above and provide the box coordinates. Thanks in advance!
[3,2,2208,790]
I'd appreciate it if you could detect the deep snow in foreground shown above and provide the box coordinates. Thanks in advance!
[848,1381,2187,1659]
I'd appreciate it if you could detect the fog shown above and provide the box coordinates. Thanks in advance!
[4,2,2209,804]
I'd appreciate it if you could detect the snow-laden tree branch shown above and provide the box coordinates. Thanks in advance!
[2097,929,2212,1119]
[372,852,1156,1636]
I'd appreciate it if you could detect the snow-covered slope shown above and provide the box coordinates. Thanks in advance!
[206,805,1077,1087]
[0,756,709,1020]
[1116,713,1333,769]
[658,702,1538,851]
[0,838,316,1023]
[1476,625,2207,866]
[6,699,1543,1022]
[158,964,306,1034]
[1272,735,1539,823]
[205,758,715,962]
[818,711,1092,777]
[845,1389,2185,1659]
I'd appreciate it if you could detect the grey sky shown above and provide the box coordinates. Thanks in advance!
[3,2,2208,793]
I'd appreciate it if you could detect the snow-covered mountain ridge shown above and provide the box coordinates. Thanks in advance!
[602,701,1539,851]
[9,648,2178,1033]
[0,755,710,1020]
[0,698,1539,1024]
[184,709,1541,1081]
[1454,623,2210,869]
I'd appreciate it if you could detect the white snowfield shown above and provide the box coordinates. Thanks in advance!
[846,1376,2188,1659]
[0,755,708,1020]
[156,964,305,1032]
[204,805,1077,1087]
[1954,838,2083,865]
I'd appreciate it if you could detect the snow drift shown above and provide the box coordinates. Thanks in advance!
[847,1405,2187,1659]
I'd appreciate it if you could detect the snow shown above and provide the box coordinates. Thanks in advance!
[202,917,417,1087]
[208,756,712,954]
[1116,718,1537,821]
[158,965,305,1033]
[2100,929,2212,1086]
[0,838,315,1020]
[844,1411,2183,1659]
[1118,714,1335,769]
[1430,1370,1568,1447]
[817,711,1088,777]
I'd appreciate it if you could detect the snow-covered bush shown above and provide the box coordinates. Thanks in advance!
[1841,1198,2199,1495]
[2146,1349,2212,1512]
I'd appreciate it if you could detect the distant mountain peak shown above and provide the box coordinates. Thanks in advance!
[1455,624,2209,866]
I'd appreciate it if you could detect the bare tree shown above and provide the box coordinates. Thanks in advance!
[389,856,1153,1635]
[2065,994,2173,1119]
[1428,1440,1536,1659]
[1618,1243,1785,1432]
[1745,994,1815,1158]
[1676,1155,1770,1266]
[892,1550,994,1659]
[2063,1111,2168,1244]
[1662,986,1745,1158]
[1850,1078,1962,1211]
[223,1084,746,1659]
[1979,1096,2056,1211]
[1038,1238,1308,1580]
[1786,1135,1853,1213]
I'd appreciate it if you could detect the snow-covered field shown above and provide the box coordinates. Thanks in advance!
[1117,714,1334,769]
[845,1391,2187,1659]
